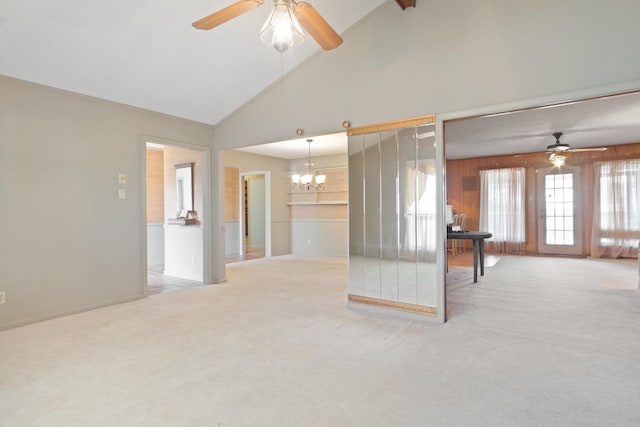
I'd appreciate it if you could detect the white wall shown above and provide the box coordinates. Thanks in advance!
[225,221,241,256]
[214,0,640,149]
[164,225,203,281]
[0,76,215,329]
[147,223,164,267]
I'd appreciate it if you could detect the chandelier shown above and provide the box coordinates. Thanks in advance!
[259,0,305,53]
[291,139,326,191]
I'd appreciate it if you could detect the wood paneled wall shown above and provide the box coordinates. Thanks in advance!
[225,166,240,221]
[146,148,164,223]
[446,142,640,255]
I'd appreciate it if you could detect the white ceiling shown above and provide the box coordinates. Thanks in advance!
[445,91,640,159]
[0,0,386,125]
[235,131,347,159]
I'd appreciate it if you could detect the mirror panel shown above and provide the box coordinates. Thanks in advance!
[380,130,399,300]
[175,162,194,217]
[348,119,439,315]
[363,132,381,298]
[348,136,365,296]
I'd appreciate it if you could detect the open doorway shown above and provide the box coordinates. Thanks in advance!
[442,89,640,320]
[144,139,210,294]
[239,172,268,262]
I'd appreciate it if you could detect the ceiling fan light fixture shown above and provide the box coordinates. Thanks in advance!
[550,153,566,167]
[259,0,305,53]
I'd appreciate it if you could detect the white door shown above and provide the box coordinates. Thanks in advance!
[536,166,583,255]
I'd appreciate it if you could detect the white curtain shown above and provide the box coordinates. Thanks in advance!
[591,159,640,259]
[403,159,436,261]
[479,167,526,254]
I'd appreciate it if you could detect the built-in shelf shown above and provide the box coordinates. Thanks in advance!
[287,201,348,206]
[287,165,347,174]
[287,190,347,195]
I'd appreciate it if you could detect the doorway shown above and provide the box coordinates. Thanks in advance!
[238,171,271,261]
[536,166,583,255]
[143,138,211,294]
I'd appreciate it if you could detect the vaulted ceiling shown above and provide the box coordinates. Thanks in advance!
[0,0,387,125]
[2,1,639,160]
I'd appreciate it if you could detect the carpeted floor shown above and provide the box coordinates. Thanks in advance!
[1,255,638,426]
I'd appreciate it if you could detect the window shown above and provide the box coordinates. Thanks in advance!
[479,167,526,254]
[592,159,640,258]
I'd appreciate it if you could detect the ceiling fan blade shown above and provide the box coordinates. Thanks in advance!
[293,2,343,50]
[192,0,263,30]
[569,147,608,152]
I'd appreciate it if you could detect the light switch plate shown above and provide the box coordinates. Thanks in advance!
[118,189,126,200]
[118,174,126,184]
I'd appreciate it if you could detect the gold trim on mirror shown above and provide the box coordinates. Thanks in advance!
[348,294,437,316]
[347,114,435,136]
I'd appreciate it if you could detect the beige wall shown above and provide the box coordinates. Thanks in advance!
[0,76,214,329]
[224,149,291,256]
[289,153,348,220]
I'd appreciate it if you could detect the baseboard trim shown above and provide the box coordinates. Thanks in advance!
[0,294,145,331]
[348,294,437,317]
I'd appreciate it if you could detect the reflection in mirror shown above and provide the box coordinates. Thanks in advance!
[175,163,194,218]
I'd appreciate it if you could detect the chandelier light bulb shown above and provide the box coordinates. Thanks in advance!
[290,138,326,191]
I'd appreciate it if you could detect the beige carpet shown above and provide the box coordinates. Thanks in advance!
[1,255,639,426]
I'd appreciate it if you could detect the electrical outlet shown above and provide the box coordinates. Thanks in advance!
[192,255,197,265]
[307,240,312,246]
[0,291,5,304]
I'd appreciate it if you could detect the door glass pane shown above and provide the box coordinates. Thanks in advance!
[544,172,575,246]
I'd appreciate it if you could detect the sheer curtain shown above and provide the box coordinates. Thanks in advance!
[591,159,640,259]
[479,167,526,254]
[403,159,436,261]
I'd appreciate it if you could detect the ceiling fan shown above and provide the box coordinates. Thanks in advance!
[192,0,343,53]
[546,132,607,166]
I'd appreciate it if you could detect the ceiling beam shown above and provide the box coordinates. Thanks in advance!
[396,0,416,10]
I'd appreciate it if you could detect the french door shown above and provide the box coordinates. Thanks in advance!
[536,166,583,255]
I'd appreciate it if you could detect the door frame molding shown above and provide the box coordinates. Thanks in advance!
[141,136,213,293]
[536,165,584,255]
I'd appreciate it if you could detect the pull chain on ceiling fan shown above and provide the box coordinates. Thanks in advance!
[192,0,343,52]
